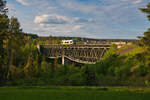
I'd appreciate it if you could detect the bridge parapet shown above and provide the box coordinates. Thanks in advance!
[39,44,110,48]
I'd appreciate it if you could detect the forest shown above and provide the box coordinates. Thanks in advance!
[1,0,150,87]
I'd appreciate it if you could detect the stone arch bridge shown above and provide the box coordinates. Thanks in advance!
[37,44,110,65]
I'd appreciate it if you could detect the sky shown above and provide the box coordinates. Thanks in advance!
[7,0,150,39]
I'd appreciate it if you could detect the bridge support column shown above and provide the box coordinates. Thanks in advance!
[62,55,64,65]
[62,50,65,65]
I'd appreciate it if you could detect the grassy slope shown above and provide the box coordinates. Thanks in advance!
[0,86,150,100]
[117,45,146,56]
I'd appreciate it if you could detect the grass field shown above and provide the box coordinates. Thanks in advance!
[0,86,150,100]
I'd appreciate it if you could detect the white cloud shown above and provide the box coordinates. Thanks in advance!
[34,24,83,35]
[16,0,29,6]
[133,0,142,4]
[34,14,94,25]
[33,14,94,36]
[34,14,70,24]
[120,0,143,4]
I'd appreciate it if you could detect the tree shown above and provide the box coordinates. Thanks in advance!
[0,0,8,63]
[2,17,23,85]
[41,57,49,74]
[0,0,7,14]
[0,0,9,85]
[139,3,150,46]
[0,0,24,85]
[24,55,35,79]
[9,17,22,34]
[140,3,150,21]
[7,17,23,66]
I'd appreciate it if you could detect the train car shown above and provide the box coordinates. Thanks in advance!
[61,40,76,45]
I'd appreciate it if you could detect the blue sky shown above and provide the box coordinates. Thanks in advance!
[7,0,150,39]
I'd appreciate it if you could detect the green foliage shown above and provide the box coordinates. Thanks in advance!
[24,56,35,79]
[8,65,23,81]
[102,44,117,60]
[139,29,150,46]
[145,80,150,87]
[41,59,49,73]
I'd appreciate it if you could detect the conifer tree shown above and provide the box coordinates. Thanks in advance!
[139,3,150,46]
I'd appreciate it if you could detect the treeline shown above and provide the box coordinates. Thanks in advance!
[25,35,137,44]
[1,0,150,86]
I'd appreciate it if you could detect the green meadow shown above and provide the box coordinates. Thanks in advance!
[0,86,150,100]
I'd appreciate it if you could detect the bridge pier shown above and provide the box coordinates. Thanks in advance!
[62,55,64,65]
[62,50,65,65]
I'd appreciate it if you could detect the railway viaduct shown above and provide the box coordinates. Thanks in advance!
[37,44,110,65]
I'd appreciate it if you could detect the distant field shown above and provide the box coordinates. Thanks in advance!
[0,86,150,100]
